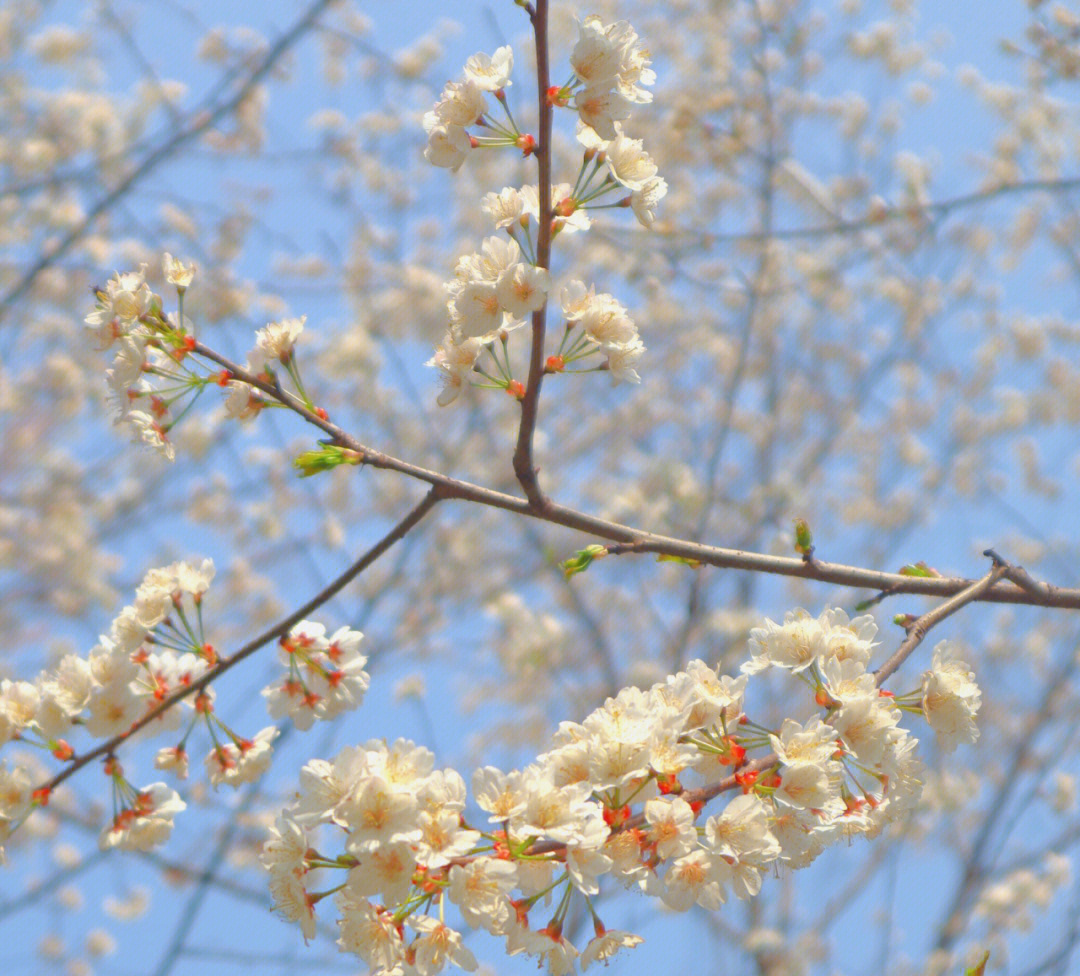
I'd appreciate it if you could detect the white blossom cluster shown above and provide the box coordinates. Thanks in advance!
[262,606,982,974]
[85,263,185,460]
[87,259,320,449]
[424,17,664,406]
[0,558,214,853]
[0,560,362,858]
[423,46,514,171]
[262,619,370,730]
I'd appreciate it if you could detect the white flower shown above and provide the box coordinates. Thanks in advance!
[577,294,637,348]
[224,381,264,419]
[603,134,658,191]
[521,184,591,233]
[162,253,196,289]
[831,693,901,765]
[481,186,524,228]
[496,263,550,319]
[662,849,728,911]
[644,797,697,860]
[254,315,305,366]
[269,871,316,941]
[820,608,879,666]
[922,642,981,751]
[581,929,643,969]
[154,746,189,780]
[261,814,309,874]
[35,655,93,739]
[472,766,528,822]
[424,123,470,171]
[578,85,635,140]
[337,774,422,854]
[770,717,840,768]
[454,236,520,284]
[450,280,504,339]
[413,808,481,869]
[0,680,39,745]
[427,334,481,406]
[174,558,215,597]
[744,609,829,674]
[205,726,279,787]
[106,335,148,391]
[570,17,624,89]
[605,338,645,383]
[447,857,518,933]
[630,175,668,227]
[464,45,513,91]
[560,280,595,321]
[99,783,185,852]
[85,267,155,346]
[429,79,487,127]
[124,409,176,461]
[335,893,405,968]
[85,650,143,739]
[576,18,655,102]
[408,915,478,975]
[0,762,33,821]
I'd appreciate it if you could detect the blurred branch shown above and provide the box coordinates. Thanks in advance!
[0,0,336,325]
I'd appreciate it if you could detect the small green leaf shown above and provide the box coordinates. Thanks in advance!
[793,518,814,556]
[964,950,990,976]
[293,444,363,477]
[561,544,608,579]
[899,561,940,578]
[657,553,701,569]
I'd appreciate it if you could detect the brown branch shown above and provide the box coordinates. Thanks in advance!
[0,0,335,325]
[512,0,552,509]
[194,342,1080,613]
[34,486,441,797]
[873,561,1008,686]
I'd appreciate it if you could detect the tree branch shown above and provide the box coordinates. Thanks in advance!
[512,0,552,509]
[33,486,441,797]
[194,341,1080,613]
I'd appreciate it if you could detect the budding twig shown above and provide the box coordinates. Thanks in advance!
[873,559,1008,686]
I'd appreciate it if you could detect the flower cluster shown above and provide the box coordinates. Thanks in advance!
[224,315,309,421]
[0,559,363,858]
[87,259,322,452]
[263,606,977,974]
[85,255,238,460]
[423,17,664,406]
[568,16,655,138]
[559,281,644,384]
[746,608,982,756]
[262,620,370,730]
[100,771,185,852]
[423,46,515,172]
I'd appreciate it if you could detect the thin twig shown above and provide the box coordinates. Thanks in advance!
[874,561,1008,686]
[33,487,441,797]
